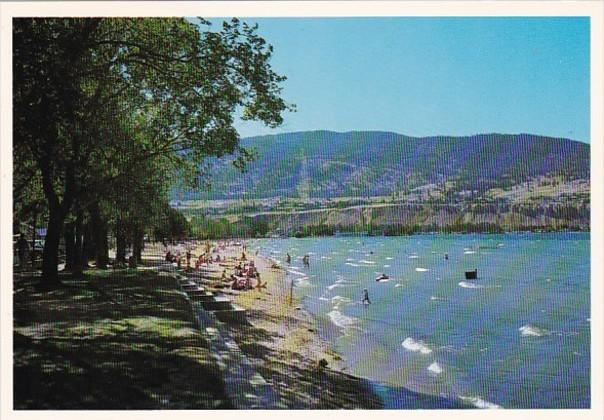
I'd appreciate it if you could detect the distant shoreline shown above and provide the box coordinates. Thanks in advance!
[189,229,590,242]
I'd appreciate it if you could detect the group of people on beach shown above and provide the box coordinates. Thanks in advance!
[166,240,268,292]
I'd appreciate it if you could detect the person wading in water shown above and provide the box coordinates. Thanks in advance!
[362,288,371,305]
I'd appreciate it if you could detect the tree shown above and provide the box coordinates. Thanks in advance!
[14,17,292,287]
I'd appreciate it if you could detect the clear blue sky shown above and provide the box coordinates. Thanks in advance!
[205,17,590,142]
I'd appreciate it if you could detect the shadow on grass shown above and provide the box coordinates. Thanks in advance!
[14,269,232,409]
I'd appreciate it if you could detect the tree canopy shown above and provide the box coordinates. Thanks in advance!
[13,17,292,286]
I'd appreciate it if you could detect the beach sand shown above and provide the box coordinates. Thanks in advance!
[199,242,382,409]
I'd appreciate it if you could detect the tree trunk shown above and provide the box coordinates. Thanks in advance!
[41,206,65,287]
[64,222,75,271]
[31,210,37,267]
[90,202,109,269]
[72,211,84,276]
[132,227,143,265]
[115,219,127,264]
[82,223,94,269]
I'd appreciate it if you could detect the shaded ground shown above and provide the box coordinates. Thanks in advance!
[226,320,383,409]
[13,269,231,409]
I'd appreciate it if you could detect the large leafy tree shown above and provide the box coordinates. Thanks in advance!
[13,17,291,287]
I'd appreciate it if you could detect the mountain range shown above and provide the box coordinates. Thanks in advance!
[172,130,590,201]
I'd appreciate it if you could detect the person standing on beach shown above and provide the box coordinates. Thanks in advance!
[286,253,291,264]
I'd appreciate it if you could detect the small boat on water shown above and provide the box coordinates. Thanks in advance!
[376,273,390,282]
[465,269,478,280]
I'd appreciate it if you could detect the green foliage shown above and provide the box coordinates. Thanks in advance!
[152,206,191,241]
[293,224,335,238]
[13,17,291,282]
[189,215,268,239]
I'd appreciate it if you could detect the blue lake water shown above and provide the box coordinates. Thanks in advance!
[250,233,590,409]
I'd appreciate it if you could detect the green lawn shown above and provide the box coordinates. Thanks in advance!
[13,269,231,409]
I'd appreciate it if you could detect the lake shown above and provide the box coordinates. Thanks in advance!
[250,232,590,409]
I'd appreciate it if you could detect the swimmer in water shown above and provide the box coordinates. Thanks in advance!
[362,288,371,305]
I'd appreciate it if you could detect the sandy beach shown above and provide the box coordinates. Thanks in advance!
[163,240,382,408]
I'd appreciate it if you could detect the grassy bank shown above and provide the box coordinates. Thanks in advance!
[13,268,230,409]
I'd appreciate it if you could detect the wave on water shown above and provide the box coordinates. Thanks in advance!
[415,267,429,272]
[345,262,360,267]
[295,277,311,287]
[458,396,501,409]
[464,251,477,254]
[331,295,352,309]
[519,324,549,337]
[395,283,404,288]
[328,310,359,329]
[327,283,342,291]
[409,255,419,259]
[430,296,445,301]
[458,281,484,289]
[385,257,394,260]
[401,337,432,354]
[288,269,307,276]
[346,258,355,261]
[427,361,443,374]
[335,276,348,284]
[358,260,376,265]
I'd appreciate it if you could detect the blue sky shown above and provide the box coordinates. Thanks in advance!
[205,17,590,143]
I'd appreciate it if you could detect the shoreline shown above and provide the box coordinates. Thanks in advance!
[189,241,383,408]
[191,228,589,242]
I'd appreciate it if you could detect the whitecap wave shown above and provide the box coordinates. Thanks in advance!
[295,277,311,287]
[346,258,355,261]
[358,260,376,264]
[385,257,394,260]
[328,310,358,329]
[395,283,404,288]
[458,281,484,289]
[288,269,306,276]
[519,324,549,337]
[464,251,476,254]
[427,361,443,374]
[331,295,352,309]
[327,283,341,291]
[415,267,429,272]
[409,255,419,259]
[401,337,432,354]
[458,396,501,409]
[345,262,360,267]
